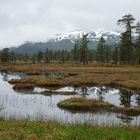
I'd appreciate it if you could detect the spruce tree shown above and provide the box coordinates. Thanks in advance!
[79,34,89,64]
[118,14,135,64]
[135,22,140,64]
[72,41,80,63]
[120,31,129,64]
[44,49,50,63]
[37,51,43,63]
[96,37,106,66]
[0,48,10,63]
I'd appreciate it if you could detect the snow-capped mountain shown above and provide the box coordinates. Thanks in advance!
[51,30,121,44]
[10,30,121,54]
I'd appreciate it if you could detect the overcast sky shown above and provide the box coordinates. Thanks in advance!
[0,0,140,49]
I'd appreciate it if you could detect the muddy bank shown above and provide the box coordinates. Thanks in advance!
[42,91,77,96]
[13,83,34,90]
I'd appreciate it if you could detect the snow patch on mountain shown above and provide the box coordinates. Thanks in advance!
[50,29,121,43]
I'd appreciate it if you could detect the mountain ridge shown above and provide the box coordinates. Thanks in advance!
[10,30,121,54]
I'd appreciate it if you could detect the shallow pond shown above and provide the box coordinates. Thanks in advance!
[0,72,140,126]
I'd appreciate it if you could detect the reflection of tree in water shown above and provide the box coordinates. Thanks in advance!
[96,86,110,101]
[80,86,89,98]
[135,95,140,107]
[0,106,3,111]
[1,72,8,81]
[73,87,77,93]
[117,114,134,124]
[119,89,133,107]
[0,105,4,119]
[117,89,137,124]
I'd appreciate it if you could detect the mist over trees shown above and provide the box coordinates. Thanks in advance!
[0,14,140,65]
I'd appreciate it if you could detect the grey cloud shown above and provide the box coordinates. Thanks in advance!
[0,0,140,48]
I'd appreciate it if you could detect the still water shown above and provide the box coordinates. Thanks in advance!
[0,72,140,126]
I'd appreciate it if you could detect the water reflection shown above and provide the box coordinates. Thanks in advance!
[119,89,133,107]
[96,86,106,101]
[1,72,9,81]
[117,114,134,124]
[136,95,140,107]
[0,72,140,126]
[80,86,89,98]
[1,71,26,81]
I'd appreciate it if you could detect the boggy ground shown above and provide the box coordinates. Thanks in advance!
[3,63,140,91]
[0,120,140,140]
[58,98,140,116]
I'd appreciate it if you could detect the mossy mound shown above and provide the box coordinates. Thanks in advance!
[58,98,140,116]
[58,98,115,112]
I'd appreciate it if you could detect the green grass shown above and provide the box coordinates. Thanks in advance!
[0,120,140,140]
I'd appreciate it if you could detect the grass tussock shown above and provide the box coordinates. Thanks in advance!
[58,98,140,116]
[58,97,114,108]
[2,63,140,73]
[0,120,140,140]
[1,63,140,91]
[9,72,140,91]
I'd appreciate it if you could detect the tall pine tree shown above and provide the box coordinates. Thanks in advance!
[118,14,135,64]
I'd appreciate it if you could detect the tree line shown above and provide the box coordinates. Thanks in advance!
[0,14,140,65]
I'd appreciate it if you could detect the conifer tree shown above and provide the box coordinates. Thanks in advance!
[96,37,106,66]
[44,48,50,63]
[0,48,10,63]
[118,14,135,64]
[37,51,43,63]
[72,41,80,62]
[119,31,129,64]
[135,22,140,64]
[80,34,89,64]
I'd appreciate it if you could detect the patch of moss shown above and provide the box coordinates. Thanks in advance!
[58,98,115,112]
[58,98,140,116]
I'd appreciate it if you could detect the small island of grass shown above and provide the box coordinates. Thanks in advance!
[58,98,140,115]
[58,98,115,112]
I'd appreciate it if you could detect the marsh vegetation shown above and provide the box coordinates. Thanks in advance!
[0,68,140,127]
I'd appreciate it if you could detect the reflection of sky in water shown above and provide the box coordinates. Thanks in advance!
[0,72,140,126]
[1,72,26,81]
[57,86,139,107]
